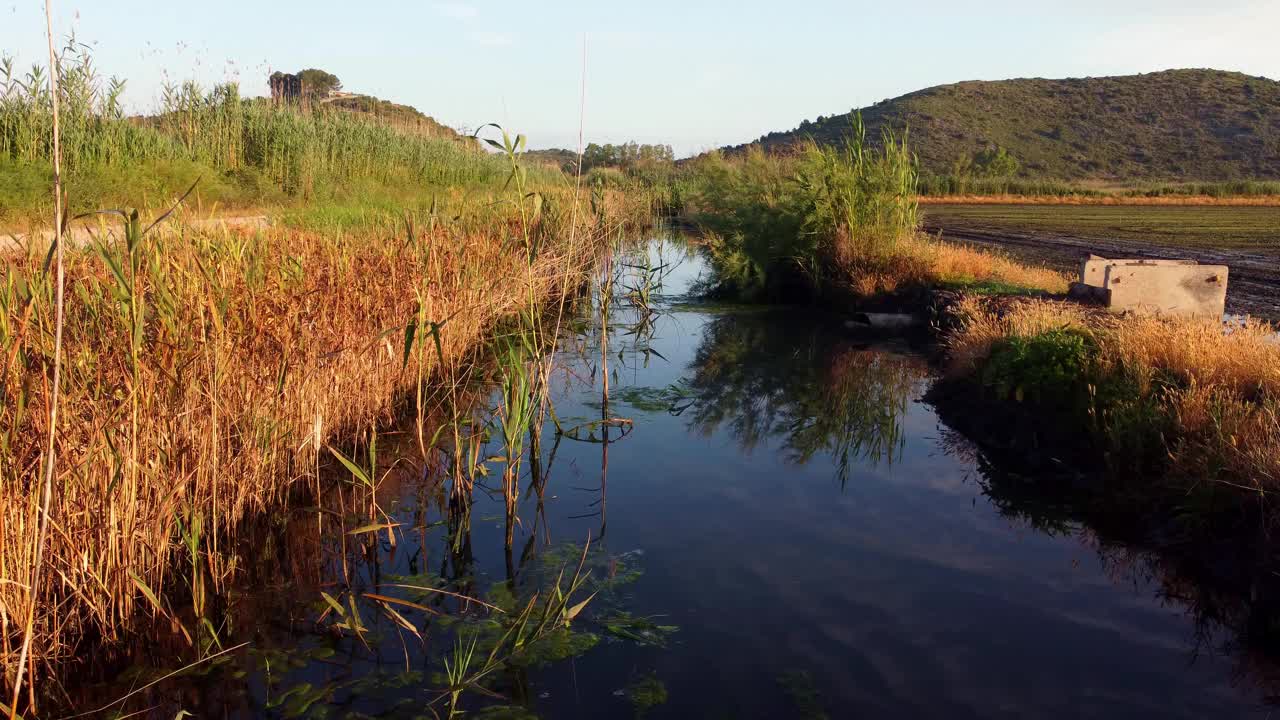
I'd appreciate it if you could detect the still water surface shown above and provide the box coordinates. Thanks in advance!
[83,239,1269,718]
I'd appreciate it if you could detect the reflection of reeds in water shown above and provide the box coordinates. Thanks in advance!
[685,313,927,485]
[968,440,1280,707]
[808,349,922,481]
[55,398,623,718]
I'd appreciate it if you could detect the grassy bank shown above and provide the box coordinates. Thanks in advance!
[940,295,1280,533]
[919,194,1280,207]
[917,176,1280,201]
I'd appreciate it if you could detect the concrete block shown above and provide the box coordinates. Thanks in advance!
[1079,255,1198,288]
[1102,264,1228,318]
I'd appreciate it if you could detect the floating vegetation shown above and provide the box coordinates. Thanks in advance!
[624,671,669,719]
[598,613,680,648]
[614,384,697,415]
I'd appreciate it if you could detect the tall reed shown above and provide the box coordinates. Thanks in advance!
[682,115,922,299]
[1,44,561,223]
[679,117,1070,300]
[8,4,65,715]
[0,180,646,708]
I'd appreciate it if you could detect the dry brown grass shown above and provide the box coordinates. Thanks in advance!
[1111,316,1280,399]
[830,232,1069,298]
[945,295,1280,487]
[0,190,639,696]
[944,297,1092,375]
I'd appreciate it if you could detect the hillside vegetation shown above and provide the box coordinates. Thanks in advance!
[728,69,1280,184]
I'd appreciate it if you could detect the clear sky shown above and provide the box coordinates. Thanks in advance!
[3,0,1277,156]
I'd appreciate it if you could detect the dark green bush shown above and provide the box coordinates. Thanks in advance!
[981,329,1097,407]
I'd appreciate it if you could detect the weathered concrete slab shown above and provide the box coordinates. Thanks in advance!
[1103,263,1228,318]
[1079,255,1197,288]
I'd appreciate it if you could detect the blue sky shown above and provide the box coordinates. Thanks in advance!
[4,0,1277,155]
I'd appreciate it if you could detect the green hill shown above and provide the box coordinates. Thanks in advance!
[726,69,1280,182]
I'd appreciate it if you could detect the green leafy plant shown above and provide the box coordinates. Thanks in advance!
[981,328,1097,407]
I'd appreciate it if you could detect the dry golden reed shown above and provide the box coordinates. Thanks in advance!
[830,233,1069,299]
[0,190,637,688]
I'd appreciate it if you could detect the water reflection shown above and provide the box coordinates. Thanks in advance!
[680,311,924,485]
[966,427,1280,709]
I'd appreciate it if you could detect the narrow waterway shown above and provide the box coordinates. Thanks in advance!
[74,236,1272,719]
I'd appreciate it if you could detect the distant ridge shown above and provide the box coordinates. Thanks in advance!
[722,69,1280,182]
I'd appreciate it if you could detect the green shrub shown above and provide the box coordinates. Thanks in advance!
[981,328,1097,407]
[681,115,919,299]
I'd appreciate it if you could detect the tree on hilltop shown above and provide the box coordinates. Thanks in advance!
[297,68,342,97]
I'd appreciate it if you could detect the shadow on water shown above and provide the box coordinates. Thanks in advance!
[57,235,1280,719]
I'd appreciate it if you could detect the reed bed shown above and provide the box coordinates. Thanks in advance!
[680,117,1065,300]
[1,44,549,225]
[917,177,1280,202]
[682,117,928,299]
[0,185,643,699]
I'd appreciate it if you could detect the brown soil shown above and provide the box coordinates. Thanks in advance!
[919,194,1280,206]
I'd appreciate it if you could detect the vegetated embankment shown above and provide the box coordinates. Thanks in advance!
[0,44,559,229]
[918,193,1280,206]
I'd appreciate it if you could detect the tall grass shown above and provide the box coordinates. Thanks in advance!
[1124,180,1280,199]
[0,142,647,710]
[1,42,552,223]
[680,116,1064,300]
[918,174,1102,198]
[681,117,918,299]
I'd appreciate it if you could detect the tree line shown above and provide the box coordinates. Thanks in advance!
[581,141,675,170]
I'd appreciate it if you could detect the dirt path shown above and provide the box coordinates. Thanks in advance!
[2,214,272,252]
[924,221,1280,320]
